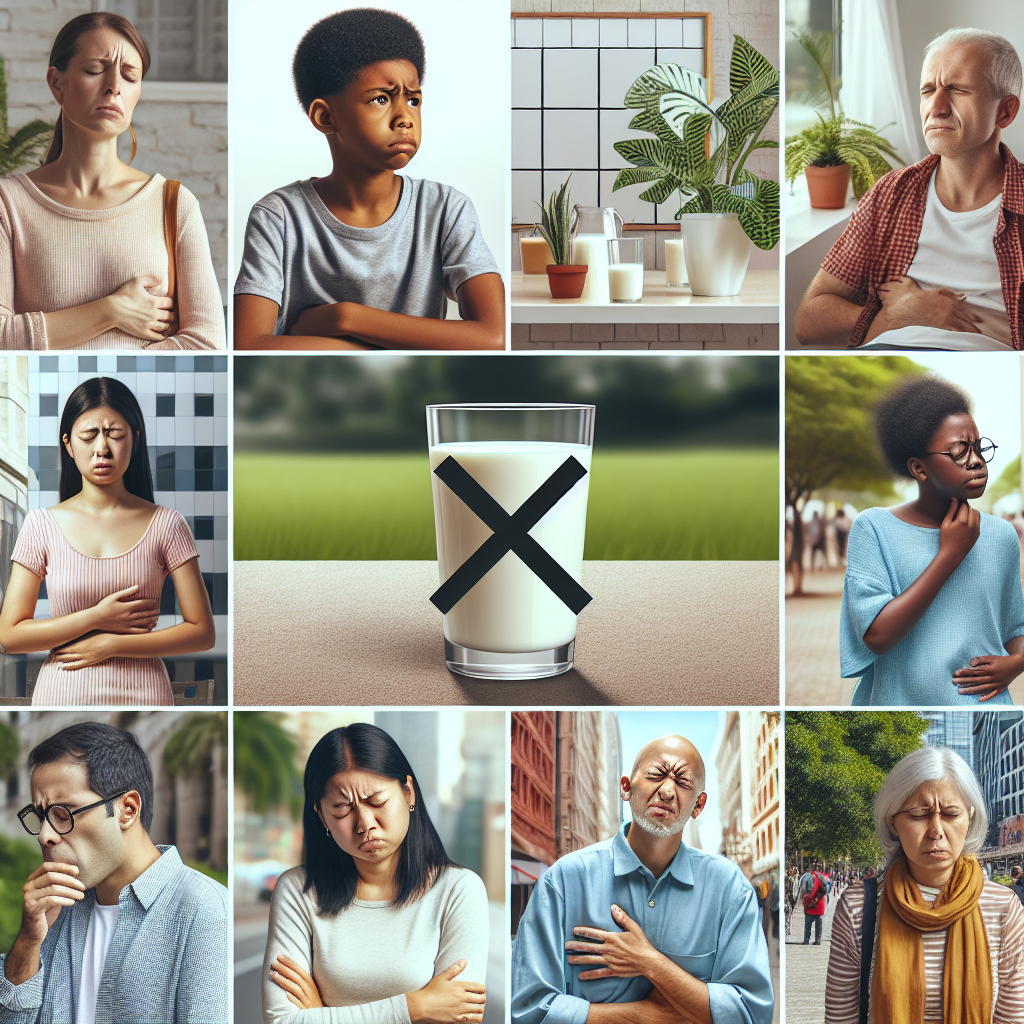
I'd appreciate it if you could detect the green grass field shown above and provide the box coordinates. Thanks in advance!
[234,449,778,561]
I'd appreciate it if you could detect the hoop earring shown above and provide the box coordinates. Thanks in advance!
[325,826,331,836]
[129,125,137,164]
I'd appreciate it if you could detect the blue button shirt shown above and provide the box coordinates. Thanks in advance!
[0,845,227,1023]
[511,825,773,1024]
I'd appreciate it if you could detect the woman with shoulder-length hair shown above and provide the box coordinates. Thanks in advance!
[0,11,224,350]
[824,745,1024,1024]
[262,723,489,1024]
[0,377,215,705]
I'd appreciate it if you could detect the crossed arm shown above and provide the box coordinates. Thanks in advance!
[233,273,505,351]
[794,270,982,347]
[0,559,215,668]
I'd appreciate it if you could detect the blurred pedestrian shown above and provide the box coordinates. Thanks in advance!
[768,875,779,940]
[808,511,826,571]
[1011,865,1024,906]
[800,862,827,944]
[834,508,851,565]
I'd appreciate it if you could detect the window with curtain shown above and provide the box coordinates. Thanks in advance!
[93,0,227,82]
[785,0,842,135]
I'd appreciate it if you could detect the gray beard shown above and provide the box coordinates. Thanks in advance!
[632,808,687,838]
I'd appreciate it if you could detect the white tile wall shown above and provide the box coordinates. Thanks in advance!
[544,110,598,168]
[513,49,542,107]
[572,19,600,47]
[544,48,598,108]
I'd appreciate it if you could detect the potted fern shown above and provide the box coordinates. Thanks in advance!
[785,32,903,208]
[0,59,52,175]
[612,37,779,296]
[537,176,587,299]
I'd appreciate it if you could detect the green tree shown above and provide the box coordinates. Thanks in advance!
[233,712,302,817]
[163,712,228,871]
[0,835,41,954]
[785,711,930,863]
[785,355,923,512]
[987,454,1021,509]
[0,720,18,778]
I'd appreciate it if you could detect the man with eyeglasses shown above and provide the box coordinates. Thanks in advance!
[0,722,227,1023]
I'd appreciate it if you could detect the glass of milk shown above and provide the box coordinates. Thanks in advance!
[664,236,687,286]
[608,238,644,303]
[426,404,596,680]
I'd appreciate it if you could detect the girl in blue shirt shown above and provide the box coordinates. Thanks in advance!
[841,375,1024,705]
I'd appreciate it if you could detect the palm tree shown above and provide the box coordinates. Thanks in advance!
[163,712,228,871]
[0,59,52,175]
[233,711,302,818]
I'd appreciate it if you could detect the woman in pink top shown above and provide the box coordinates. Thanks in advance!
[0,12,224,350]
[0,378,215,705]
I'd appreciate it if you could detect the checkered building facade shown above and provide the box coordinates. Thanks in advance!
[24,354,228,700]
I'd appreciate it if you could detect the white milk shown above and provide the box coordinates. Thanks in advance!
[571,234,610,301]
[665,238,687,286]
[430,441,592,653]
[608,263,644,302]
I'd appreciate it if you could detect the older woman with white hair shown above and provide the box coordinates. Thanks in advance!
[824,745,1024,1024]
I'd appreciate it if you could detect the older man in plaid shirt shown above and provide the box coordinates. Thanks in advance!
[795,28,1023,350]
[0,723,227,1023]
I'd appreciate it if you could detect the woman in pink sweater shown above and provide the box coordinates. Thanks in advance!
[0,12,224,350]
[0,377,216,704]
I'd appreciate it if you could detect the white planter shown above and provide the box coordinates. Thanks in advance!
[679,212,752,296]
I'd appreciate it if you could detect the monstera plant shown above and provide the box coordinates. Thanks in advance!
[612,36,779,294]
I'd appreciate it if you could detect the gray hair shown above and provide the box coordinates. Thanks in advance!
[873,746,988,863]
[924,28,1023,99]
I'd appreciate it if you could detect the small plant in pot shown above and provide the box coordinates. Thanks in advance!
[784,31,904,208]
[612,37,780,296]
[537,176,588,299]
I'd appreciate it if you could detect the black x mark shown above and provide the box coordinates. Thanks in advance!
[430,455,593,615]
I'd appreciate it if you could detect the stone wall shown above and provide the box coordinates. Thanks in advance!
[512,321,779,349]
[0,2,228,302]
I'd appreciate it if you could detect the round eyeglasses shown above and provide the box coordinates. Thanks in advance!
[924,438,997,467]
[17,791,130,836]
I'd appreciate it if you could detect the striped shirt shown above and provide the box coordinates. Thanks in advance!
[11,505,199,706]
[825,875,1024,1023]
[820,145,1024,349]
[0,846,228,1023]
[0,173,225,350]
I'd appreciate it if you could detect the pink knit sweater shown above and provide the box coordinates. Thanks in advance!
[0,172,224,349]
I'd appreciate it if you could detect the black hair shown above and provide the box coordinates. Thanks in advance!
[59,378,154,502]
[874,375,972,479]
[28,723,154,831]
[292,8,426,112]
[302,723,452,915]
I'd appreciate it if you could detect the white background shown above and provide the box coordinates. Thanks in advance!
[228,0,510,285]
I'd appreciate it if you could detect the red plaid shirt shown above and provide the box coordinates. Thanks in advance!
[821,144,1024,348]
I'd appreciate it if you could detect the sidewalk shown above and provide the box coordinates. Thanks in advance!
[786,569,1024,705]
[784,892,840,1023]
[786,569,849,705]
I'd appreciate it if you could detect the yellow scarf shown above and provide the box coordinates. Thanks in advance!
[872,855,991,1024]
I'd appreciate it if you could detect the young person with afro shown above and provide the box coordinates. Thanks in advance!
[840,375,1024,704]
[233,8,504,350]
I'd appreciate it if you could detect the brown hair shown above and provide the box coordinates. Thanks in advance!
[43,13,151,165]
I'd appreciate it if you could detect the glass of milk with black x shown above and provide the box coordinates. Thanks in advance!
[427,404,596,679]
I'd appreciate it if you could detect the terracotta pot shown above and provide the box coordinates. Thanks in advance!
[805,164,851,209]
[546,264,588,299]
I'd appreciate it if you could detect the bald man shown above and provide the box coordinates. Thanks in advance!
[511,736,773,1024]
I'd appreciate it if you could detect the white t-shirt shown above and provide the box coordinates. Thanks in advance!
[863,171,1011,349]
[75,901,120,1024]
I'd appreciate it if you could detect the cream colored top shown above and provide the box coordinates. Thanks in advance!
[0,172,224,349]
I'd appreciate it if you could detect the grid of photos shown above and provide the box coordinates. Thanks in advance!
[0,0,1022,1022]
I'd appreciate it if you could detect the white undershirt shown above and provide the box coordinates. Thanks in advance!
[75,902,120,1024]
[862,171,1011,350]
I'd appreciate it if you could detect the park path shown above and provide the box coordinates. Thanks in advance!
[786,568,1024,705]
[784,889,841,1023]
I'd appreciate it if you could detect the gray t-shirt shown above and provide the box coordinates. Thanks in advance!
[234,176,499,335]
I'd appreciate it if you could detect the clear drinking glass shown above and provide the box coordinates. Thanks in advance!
[608,238,644,302]
[426,404,596,679]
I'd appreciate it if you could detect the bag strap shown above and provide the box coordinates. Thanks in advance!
[859,876,878,1024]
[162,179,181,306]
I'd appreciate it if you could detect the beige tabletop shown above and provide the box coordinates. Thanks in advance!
[511,269,780,323]
[233,560,780,706]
